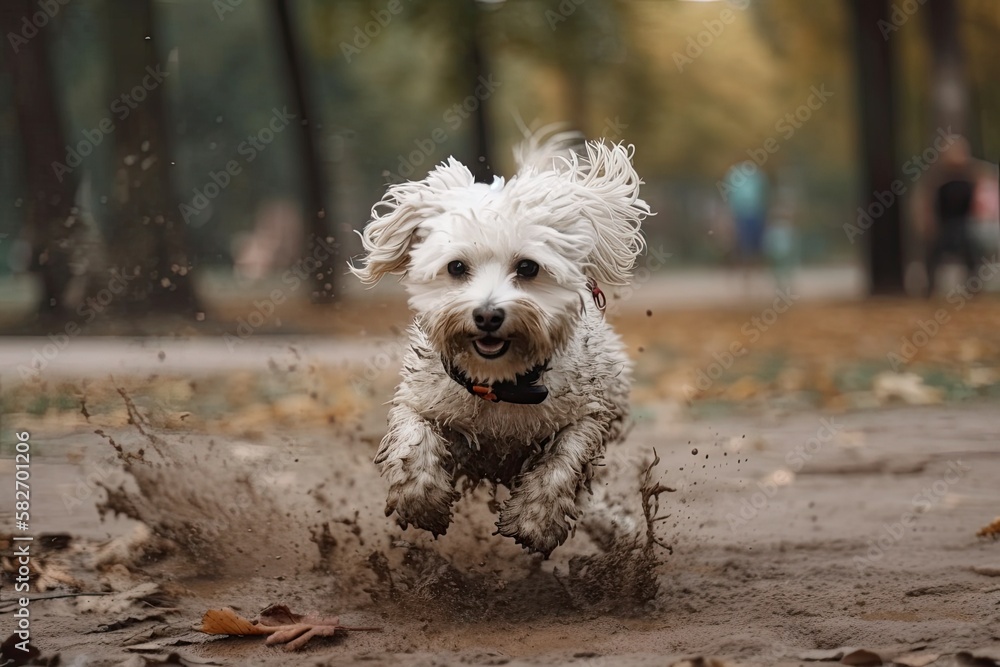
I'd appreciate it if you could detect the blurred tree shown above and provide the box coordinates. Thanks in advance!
[275,0,338,302]
[962,0,1000,157]
[849,0,905,295]
[925,0,967,135]
[487,0,633,136]
[463,0,493,182]
[0,0,82,320]
[99,0,200,318]
[406,0,494,179]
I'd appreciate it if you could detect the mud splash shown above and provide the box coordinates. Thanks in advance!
[92,388,673,619]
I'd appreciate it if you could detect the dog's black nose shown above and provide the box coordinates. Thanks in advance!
[473,306,505,332]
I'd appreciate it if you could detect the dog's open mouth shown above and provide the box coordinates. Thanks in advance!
[472,336,511,359]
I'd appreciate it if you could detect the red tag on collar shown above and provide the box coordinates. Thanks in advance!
[471,385,499,402]
[587,278,606,312]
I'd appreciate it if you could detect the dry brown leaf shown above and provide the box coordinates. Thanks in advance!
[842,648,883,666]
[265,624,343,652]
[198,608,270,636]
[669,659,733,667]
[956,646,1000,665]
[978,517,1000,538]
[893,653,940,667]
[197,604,380,652]
[801,648,849,661]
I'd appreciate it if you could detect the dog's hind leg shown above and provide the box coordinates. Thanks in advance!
[496,417,607,557]
[374,404,459,536]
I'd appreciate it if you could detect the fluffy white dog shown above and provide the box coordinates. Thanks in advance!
[351,134,648,556]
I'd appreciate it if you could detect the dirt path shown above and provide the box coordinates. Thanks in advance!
[3,398,998,666]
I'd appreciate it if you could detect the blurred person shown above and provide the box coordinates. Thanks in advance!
[969,164,999,261]
[721,159,770,293]
[914,136,980,296]
[763,170,801,292]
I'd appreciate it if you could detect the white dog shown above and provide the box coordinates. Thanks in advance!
[351,134,648,556]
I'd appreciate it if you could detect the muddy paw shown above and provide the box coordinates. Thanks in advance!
[496,494,573,557]
[385,481,458,537]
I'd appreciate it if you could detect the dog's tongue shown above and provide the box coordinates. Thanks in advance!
[475,338,505,354]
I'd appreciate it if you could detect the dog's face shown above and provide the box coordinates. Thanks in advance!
[352,139,649,383]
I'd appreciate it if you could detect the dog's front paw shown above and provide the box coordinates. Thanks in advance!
[386,479,459,537]
[496,489,577,557]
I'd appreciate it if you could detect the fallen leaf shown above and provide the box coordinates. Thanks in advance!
[957,646,1000,666]
[842,648,883,666]
[197,604,380,652]
[872,372,942,406]
[801,648,849,661]
[893,653,940,667]
[198,608,270,636]
[978,517,1000,538]
[257,603,311,627]
[971,565,1000,577]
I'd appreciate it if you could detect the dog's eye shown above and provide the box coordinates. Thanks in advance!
[515,259,539,279]
[447,260,467,277]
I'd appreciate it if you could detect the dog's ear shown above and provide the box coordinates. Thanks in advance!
[350,158,475,284]
[559,141,649,286]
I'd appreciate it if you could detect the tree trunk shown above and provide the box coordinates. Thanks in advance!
[849,0,905,295]
[0,0,80,320]
[925,0,967,136]
[465,0,493,183]
[274,0,336,303]
[101,0,200,318]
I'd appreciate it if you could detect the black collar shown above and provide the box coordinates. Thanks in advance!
[443,358,549,405]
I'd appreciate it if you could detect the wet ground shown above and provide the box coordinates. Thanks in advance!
[1,292,999,666]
